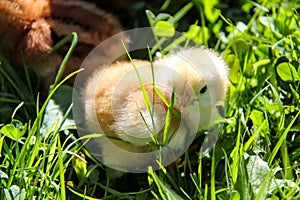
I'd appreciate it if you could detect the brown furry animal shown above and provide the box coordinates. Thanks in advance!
[0,0,123,88]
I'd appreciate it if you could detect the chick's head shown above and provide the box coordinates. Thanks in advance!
[159,48,229,130]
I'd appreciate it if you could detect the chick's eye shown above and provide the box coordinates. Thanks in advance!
[199,85,207,94]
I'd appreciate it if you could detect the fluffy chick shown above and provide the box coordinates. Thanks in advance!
[82,48,229,172]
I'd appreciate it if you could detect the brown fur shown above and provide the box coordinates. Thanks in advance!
[0,0,123,88]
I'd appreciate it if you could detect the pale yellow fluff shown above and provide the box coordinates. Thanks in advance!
[83,47,229,172]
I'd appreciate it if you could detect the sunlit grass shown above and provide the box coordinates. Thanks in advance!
[0,0,300,199]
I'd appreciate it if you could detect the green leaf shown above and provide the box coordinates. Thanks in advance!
[0,121,26,141]
[246,154,272,198]
[232,192,241,200]
[146,10,156,27]
[153,21,175,37]
[185,24,209,45]
[72,153,87,181]
[0,169,8,179]
[269,179,298,195]
[233,39,249,61]
[40,85,75,137]
[200,0,220,22]
[4,185,26,200]
[249,110,269,135]
[155,13,174,24]
[146,10,174,28]
[225,54,240,84]
[276,62,300,82]
[259,16,276,32]
[249,110,264,127]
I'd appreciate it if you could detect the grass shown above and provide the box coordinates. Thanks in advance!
[1,0,300,199]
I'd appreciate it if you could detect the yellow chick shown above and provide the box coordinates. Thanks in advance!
[81,47,229,173]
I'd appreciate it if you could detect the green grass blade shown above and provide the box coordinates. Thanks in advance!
[121,41,151,112]
[163,88,175,145]
[57,133,66,200]
[173,2,194,22]
[52,32,78,88]
[210,147,216,200]
[67,186,100,200]
[268,111,300,164]
[243,120,267,152]
[153,86,181,120]
[148,166,184,200]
